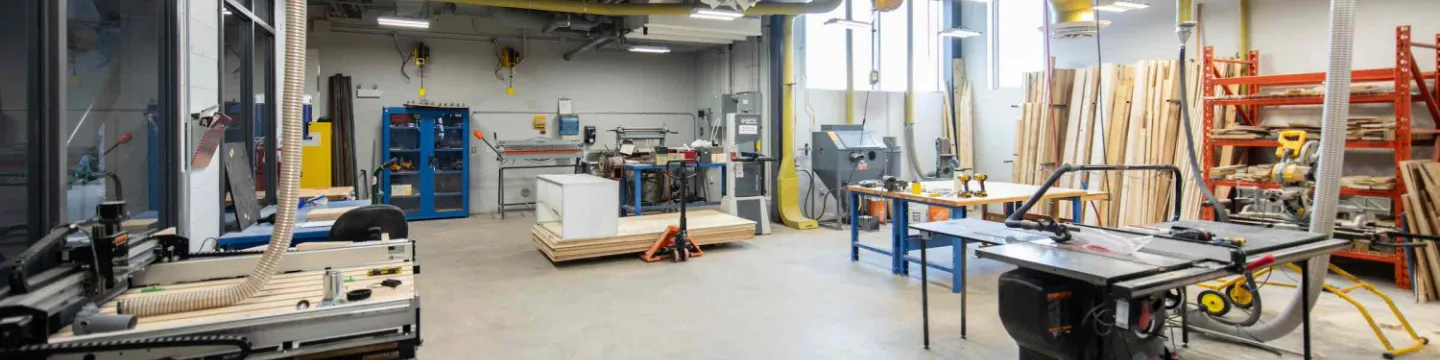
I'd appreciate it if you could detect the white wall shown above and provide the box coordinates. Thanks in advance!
[960,0,1439,181]
[183,0,223,244]
[309,30,700,214]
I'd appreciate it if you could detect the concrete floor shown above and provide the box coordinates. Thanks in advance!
[411,213,1440,359]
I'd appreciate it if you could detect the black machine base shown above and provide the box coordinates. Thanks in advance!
[999,269,1171,360]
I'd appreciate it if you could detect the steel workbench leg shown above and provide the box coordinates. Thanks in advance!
[1181,287,1190,347]
[959,237,967,337]
[633,169,643,217]
[895,199,909,275]
[498,167,506,220]
[1004,202,1014,217]
[887,198,898,273]
[721,166,727,197]
[851,192,861,261]
[921,234,930,350]
[1072,196,1083,223]
[1302,261,1312,359]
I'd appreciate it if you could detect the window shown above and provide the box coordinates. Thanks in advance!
[989,0,1046,89]
[1,0,180,265]
[804,1,944,92]
[64,0,180,231]
[220,0,277,217]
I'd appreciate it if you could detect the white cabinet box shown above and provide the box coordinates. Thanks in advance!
[535,174,619,240]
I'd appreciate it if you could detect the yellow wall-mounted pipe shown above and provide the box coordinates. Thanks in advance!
[845,0,855,125]
[778,16,819,230]
[451,0,842,16]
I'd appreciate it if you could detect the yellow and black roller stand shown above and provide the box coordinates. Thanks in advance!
[777,15,817,230]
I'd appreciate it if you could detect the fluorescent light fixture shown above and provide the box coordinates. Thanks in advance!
[824,18,872,30]
[1092,4,1129,12]
[377,16,430,29]
[628,45,672,54]
[937,28,983,38]
[690,8,743,21]
[1112,1,1150,9]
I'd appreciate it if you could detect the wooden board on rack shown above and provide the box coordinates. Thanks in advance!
[305,206,360,221]
[532,210,756,262]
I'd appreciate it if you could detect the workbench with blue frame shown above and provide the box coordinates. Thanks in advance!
[845,181,1107,291]
[217,199,372,250]
[619,163,727,216]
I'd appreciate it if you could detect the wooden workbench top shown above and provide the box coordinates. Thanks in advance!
[846,180,1107,207]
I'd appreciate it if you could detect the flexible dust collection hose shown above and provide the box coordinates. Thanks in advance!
[1183,0,1355,341]
[119,0,307,316]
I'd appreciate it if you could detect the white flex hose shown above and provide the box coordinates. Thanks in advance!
[1186,0,1354,341]
[119,0,306,316]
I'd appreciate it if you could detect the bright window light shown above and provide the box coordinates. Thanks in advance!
[690,8,743,21]
[938,28,982,38]
[377,17,430,29]
[628,45,672,54]
[1092,4,1129,12]
[1112,1,1150,10]
[824,18,872,30]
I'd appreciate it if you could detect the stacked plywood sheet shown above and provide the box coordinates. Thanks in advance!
[1400,161,1440,302]
[531,210,756,262]
[1341,175,1397,191]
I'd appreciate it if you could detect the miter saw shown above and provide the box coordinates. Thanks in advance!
[1238,130,1319,224]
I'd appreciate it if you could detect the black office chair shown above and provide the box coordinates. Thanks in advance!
[328,205,409,241]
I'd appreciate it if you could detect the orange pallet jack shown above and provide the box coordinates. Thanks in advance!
[641,160,704,262]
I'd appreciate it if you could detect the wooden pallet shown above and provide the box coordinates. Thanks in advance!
[531,210,756,262]
[52,260,416,337]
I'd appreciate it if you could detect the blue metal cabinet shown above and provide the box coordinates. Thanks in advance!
[380,106,470,220]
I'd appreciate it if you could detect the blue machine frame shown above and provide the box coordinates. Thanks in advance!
[847,190,1087,293]
[381,106,470,220]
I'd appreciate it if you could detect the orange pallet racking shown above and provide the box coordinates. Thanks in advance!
[1200,26,1440,289]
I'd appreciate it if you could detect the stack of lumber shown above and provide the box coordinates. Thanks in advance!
[1213,164,1274,183]
[530,210,756,262]
[1013,69,1077,217]
[1206,83,1387,100]
[1398,160,1440,302]
[1208,165,1247,180]
[1346,116,1397,141]
[1210,125,1268,140]
[1209,58,1248,204]
[1115,59,1193,227]
[1341,175,1397,191]
[947,59,976,172]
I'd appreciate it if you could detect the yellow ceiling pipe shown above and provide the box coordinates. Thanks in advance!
[449,0,843,16]
[1047,0,1095,23]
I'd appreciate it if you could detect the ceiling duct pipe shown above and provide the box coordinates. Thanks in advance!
[564,28,620,60]
[1046,0,1110,39]
[449,0,842,16]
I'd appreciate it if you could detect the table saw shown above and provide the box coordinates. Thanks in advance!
[974,165,1347,359]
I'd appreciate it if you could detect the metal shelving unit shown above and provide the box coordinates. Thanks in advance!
[380,106,471,220]
[1200,26,1440,289]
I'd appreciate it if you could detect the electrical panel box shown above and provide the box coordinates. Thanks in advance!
[558,114,580,140]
